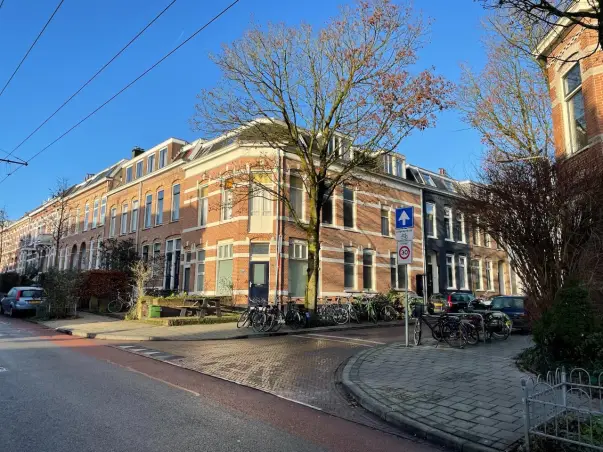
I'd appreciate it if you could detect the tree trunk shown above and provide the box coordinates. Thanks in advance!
[304,188,321,312]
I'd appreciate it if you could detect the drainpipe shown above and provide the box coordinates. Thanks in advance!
[135,180,142,249]
[421,187,427,305]
[274,147,282,304]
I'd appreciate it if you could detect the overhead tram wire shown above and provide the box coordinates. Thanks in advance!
[0,0,242,186]
[0,0,65,99]
[3,0,179,160]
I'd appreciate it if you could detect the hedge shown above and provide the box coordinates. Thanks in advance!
[142,315,239,326]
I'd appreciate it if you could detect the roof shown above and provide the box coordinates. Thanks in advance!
[405,164,469,196]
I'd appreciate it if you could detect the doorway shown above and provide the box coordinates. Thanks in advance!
[183,267,190,294]
[249,262,269,302]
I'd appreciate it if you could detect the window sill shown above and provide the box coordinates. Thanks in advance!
[444,238,454,242]
[427,235,437,239]
[170,219,180,223]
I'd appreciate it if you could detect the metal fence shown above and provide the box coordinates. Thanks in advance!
[36,302,77,319]
[522,367,603,451]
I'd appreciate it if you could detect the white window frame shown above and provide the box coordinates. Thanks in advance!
[289,174,304,221]
[362,249,375,292]
[147,154,155,173]
[171,184,180,221]
[216,242,234,295]
[159,148,168,168]
[288,241,308,298]
[195,249,206,292]
[444,207,453,241]
[89,239,95,270]
[390,252,407,290]
[125,166,133,183]
[422,173,436,187]
[83,204,89,232]
[109,207,117,237]
[562,62,587,154]
[221,184,233,221]
[131,200,139,232]
[74,208,80,234]
[156,190,164,225]
[383,154,393,174]
[485,260,494,291]
[344,248,356,290]
[485,233,492,248]
[380,207,390,236]
[426,202,436,238]
[99,197,107,225]
[458,255,468,290]
[446,254,456,290]
[198,185,208,226]
[457,213,466,243]
[136,160,143,178]
[471,259,483,291]
[144,194,153,228]
[121,204,128,235]
[92,199,99,229]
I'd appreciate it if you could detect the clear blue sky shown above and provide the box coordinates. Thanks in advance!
[0,0,487,220]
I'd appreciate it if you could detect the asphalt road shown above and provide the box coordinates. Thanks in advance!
[0,319,440,452]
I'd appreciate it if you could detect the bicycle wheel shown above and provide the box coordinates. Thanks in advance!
[490,316,511,340]
[382,305,397,321]
[237,310,250,328]
[333,307,349,325]
[107,300,123,313]
[368,306,378,324]
[442,321,467,348]
[251,311,266,333]
[413,318,422,345]
[464,322,479,345]
[349,306,360,324]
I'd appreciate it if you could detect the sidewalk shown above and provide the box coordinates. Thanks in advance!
[39,312,408,341]
[342,334,533,452]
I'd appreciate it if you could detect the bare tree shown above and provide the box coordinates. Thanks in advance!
[457,16,553,163]
[481,0,603,57]
[458,157,603,320]
[45,178,71,268]
[192,0,452,310]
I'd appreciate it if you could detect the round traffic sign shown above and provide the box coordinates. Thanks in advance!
[398,245,410,260]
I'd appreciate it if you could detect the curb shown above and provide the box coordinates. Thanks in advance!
[50,319,411,342]
[341,351,501,452]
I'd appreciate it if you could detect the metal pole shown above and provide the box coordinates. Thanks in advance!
[522,379,531,451]
[405,263,409,347]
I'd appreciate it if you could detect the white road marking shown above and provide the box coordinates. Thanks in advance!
[304,333,385,345]
[292,335,373,347]
[142,351,162,355]
[274,394,323,411]
[118,345,136,349]
[129,349,147,352]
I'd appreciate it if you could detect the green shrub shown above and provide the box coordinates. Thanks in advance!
[142,315,238,326]
[0,272,20,294]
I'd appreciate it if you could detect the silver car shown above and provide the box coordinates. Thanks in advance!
[0,286,45,317]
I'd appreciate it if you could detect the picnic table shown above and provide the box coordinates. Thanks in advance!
[176,298,222,318]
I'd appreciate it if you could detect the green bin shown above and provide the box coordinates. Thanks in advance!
[148,305,162,318]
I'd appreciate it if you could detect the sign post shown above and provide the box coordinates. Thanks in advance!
[395,207,414,347]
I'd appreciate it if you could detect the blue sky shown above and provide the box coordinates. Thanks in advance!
[0,0,487,219]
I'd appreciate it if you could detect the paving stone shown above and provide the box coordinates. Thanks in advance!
[453,411,477,421]
[450,419,475,430]
[454,402,475,412]
[433,405,456,416]
[474,416,499,427]
[492,412,519,423]
[472,407,497,418]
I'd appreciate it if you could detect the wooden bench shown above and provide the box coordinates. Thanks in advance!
[176,298,222,318]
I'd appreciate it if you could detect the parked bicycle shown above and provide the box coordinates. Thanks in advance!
[413,305,468,348]
[107,290,135,314]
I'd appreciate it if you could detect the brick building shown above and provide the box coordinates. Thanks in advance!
[535,0,603,164]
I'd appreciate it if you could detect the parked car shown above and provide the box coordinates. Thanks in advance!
[442,291,476,313]
[427,294,445,314]
[490,295,528,331]
[0,286,46,317]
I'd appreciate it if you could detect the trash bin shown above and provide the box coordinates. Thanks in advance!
[148,305,162,318]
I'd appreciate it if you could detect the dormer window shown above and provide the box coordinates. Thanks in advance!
[159,148,168,168]
[125,166,133,183]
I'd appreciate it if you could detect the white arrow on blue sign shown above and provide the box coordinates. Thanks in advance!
[395,206,414,229]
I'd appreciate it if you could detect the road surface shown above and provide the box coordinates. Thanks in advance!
[0,318,440,452]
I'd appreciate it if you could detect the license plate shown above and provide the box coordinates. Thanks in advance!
[28,300,41,305]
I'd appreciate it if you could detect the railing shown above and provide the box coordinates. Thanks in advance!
[522,367,603,451]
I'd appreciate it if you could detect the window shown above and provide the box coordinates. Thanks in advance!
[196,250,206,292]
[144,194,153,228]
[443,180,456,192]
[171,184,180,221]
[472,225,480,246]
[216,243,233,295]
[395,158,403,177]
[136,160,143,178]
[121,204,128,235]
[131,200,139,232]
[289,175,303,219]
[425,202,436,237]
[563,63,587,153]
[159,148,168,168]
[390,253,407,289]
[99,197,107,225]
[96,239,102,269]
[459,255,468,289]
[147,154,155,173]
[343,185,354,228]
[471,259,482,291]
[383,154,393,174]
[446,254,456,289]
[109,208,117,237]
[381,208,389,236]
[156,190,164,225]
[362,249,374,291]
[164,238,181,290]
[92,199,99,228]
[344,249,355,290]
[422,173,436,187]
[198,186,208,226]
[249,174,272,230]
[142,244,149,262]
[89,240,96,270]
[455,213,465,242]
[221,179,233,221]
[486,261,493,291]
[321,190,333,225]
[74,208,80,234]
[444,207,453,240]
[153,242,161,260]
[484,233,491,248]
[83,203,90,231]
[288,242,308,298]
[126,166,133,183]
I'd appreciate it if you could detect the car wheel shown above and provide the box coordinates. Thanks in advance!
[8,305,14,317]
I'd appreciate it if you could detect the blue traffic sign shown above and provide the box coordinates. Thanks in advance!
[395,206,414,229]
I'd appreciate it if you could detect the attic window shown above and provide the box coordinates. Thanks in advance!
[443,180,457,192]
[421,173,436,187]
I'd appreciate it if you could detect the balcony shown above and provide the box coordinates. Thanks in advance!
[19,233,53,250]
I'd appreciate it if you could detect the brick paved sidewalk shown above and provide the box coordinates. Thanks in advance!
[38,312,408,341]
[342,334,533,452]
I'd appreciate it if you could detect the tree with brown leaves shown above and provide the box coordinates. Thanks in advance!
[192,0,452,310]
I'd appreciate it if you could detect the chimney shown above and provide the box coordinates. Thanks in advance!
[131,146,144,158]
[85,173,95,181]
[438,168,447,176]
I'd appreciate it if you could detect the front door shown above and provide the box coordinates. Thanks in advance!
[426,261,434,297]
[249,262,269,302]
